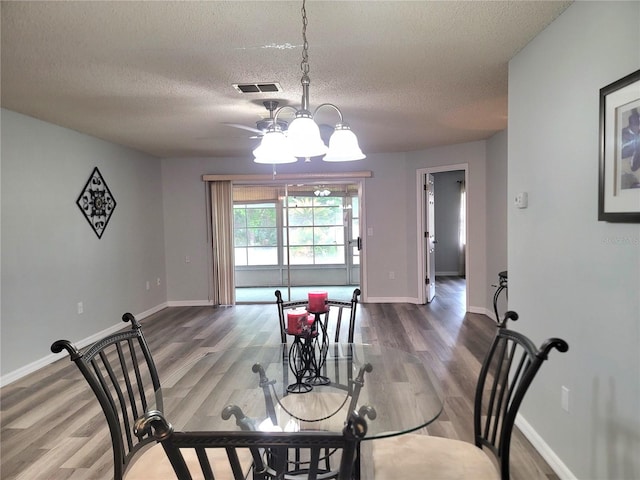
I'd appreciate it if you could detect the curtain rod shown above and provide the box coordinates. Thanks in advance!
[202,171,372,182]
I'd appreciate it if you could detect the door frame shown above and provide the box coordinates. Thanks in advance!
[224,178,367,303]
[416,164,469,308]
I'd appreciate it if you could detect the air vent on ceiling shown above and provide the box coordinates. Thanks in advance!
[233,82,282,94]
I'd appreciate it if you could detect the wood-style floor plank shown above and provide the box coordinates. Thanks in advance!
[0,277,558,480]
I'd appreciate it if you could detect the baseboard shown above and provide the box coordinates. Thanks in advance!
[436,271,462,276]
[364,296,420,304]
[0,302,168,388]
[166,300,214,307]
[516,414,577,480]
[137,302,169,319]
[468,306,494,319]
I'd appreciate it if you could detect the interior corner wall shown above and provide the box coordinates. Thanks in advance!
[486,129,508,319]
[1,109,166,378]
[508,2,640,479]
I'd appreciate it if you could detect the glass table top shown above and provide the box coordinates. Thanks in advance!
[159,343,443,440]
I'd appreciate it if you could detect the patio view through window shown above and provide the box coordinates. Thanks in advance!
[234,194,359,267]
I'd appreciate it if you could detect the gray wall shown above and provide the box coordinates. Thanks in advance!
[508,2,639,479]
[1,109,166,377]
[433,170,465,275]
[406,141,489,311]
[161,146,494,310]
[486,129,508,318]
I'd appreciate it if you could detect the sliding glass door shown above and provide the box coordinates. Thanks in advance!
[234,182,361,303]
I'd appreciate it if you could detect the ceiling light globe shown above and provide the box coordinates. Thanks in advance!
[287,115,328,158]
[253,130,297,164]
[323,126,366,162]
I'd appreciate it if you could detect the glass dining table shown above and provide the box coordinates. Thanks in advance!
[158,343,443,442]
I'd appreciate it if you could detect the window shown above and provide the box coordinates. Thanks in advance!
[284,196,345,265]
[232,184,359,268]
[233,203,278,266]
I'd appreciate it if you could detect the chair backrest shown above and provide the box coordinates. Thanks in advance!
[253,354,373,430]
[275,290,310,343]
[51,313,162,480]
[134,407,367,480]
[324,288,361,343]
[275,288,361,343]
[492,270,508,322]
[473,311,568,480]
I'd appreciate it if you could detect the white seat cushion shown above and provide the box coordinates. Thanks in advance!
[372,434,500,480]
[126,441,254,480]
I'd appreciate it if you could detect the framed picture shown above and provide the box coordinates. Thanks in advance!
[598,69,640,222]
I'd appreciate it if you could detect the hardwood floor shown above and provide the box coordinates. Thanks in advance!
[0,276,559,479]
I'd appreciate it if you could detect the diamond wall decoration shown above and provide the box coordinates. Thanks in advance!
[76,167,117,239]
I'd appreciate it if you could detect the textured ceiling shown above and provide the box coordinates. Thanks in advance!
[1,1,572,159]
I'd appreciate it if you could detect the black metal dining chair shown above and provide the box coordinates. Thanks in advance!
[492,270,508,322]
[372,311,568,480]
[51,313,252,480]
[134,407,368,480]
[253,345,374,480]
[275,288,361,344]
[324,289,361,343]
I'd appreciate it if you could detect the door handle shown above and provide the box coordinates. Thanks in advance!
[357,237,362,250]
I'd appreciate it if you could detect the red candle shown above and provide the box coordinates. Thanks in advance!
[308,291,328,312]
[287,309,307,335]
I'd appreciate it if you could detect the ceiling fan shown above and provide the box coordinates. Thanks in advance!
[224,100,289,139]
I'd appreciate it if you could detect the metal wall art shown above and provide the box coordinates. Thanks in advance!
[76,167,117,238]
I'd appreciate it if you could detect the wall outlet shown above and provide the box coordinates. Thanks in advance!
[157,277,161,286]
[146,281,150,291]
[77,302,83,315]
[561,386,570,412]
[515,192,528,209]
[389,271,395,280]
[185,255,191,263]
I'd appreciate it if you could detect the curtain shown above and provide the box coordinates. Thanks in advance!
[210,181,235,305]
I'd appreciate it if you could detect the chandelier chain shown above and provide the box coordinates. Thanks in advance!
[300,0,309,76]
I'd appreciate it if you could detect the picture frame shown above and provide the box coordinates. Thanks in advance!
[598,69,640,222]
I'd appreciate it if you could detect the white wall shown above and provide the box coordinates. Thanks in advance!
[1,109,166,379]
[508,2,640,479]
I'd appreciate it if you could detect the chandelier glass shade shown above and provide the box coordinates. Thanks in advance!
[323,124,365,162]
[286,114,328,158]
[253,0,365,165]
[252,128,296,164]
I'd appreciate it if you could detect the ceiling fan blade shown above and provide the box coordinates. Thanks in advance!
[223,123,263,135]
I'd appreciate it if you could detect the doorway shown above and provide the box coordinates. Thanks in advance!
[417,165,468,308]
[233,181,363,303]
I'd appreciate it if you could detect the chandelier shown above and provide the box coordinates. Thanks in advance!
[253,0,365,164]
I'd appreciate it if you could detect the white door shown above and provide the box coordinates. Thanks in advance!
[346,195,361,285]
[425,174,436,302]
